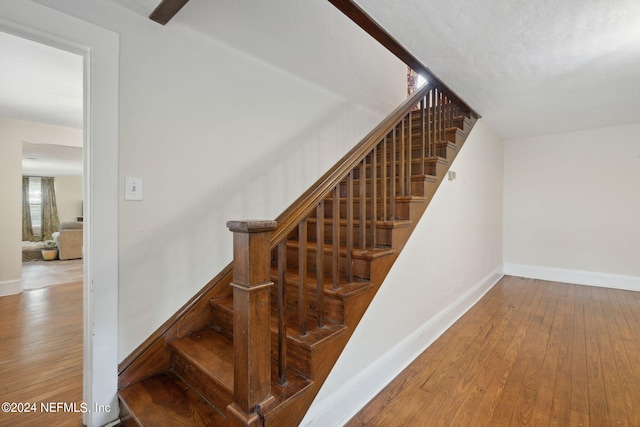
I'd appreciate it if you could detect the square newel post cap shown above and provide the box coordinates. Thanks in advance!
[226,220,277,233]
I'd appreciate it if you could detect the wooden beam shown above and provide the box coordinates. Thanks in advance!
[149,0,190,25]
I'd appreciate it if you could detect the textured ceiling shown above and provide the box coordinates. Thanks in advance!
[112,0,640,139]
[4,0,640,141]
[354,0,640,139]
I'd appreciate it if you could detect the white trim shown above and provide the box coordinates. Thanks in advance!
[0,5,119,427]
[503,263,640,292]
[302,267,504,427]
[0,280,22,297]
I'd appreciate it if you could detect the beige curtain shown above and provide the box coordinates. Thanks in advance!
[41,177,60,241]
[22,176,34,241]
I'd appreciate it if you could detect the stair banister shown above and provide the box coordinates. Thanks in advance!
[226,220,277,426]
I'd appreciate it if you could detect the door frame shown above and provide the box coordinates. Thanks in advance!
[0,4,119,426]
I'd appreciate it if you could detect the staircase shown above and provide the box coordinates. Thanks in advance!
[117,82,478,426]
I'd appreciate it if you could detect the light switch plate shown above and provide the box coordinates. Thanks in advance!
[125,176,143,201]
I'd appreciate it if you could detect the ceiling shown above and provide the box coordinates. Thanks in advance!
[119,0,640,140]
[0,30,84,176]
[3,0,640,143]
[0,31,83,129]
[354,0,640,139]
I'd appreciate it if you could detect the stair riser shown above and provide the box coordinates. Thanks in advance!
[323,198,411,221]
[446,127,465,146]
[410,159,448,177]
[296,221,393,248]
[338,178,416,199]
[283,247,371,281]
[171,352,232,412]
[274,283,347,325]
[210,301,233,338]
[208,300,342,380]
[361,161,444,182]
[411,177,438,200]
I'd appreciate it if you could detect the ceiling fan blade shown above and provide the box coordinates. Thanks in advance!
[149,0,190,25]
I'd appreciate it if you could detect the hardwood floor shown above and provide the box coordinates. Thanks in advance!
[0,282,83,426]
[347,276,640,426]
[22,259,83,290]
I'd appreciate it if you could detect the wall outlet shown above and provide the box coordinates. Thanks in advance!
[454,279,459,292]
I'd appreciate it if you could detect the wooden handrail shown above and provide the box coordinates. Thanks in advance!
[270,82,435,247]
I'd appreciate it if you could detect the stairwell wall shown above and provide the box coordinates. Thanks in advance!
[303,120,505,426]
[503,122,640,290]
[30,0,406,361]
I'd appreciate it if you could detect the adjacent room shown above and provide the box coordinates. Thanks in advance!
[0,29,85,427]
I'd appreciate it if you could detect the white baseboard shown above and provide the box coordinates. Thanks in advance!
[301,267,504,427]
[503,263,640,292]
[0,279,23,297]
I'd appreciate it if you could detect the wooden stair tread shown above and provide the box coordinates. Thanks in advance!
[306,216,412,229]
[284,239,394,259]
[170,328,315,395]
[169,329,234,389]
[210,295,349,345]
[324,194,428,204]
[119,371,226,426]
[272,267,373,298]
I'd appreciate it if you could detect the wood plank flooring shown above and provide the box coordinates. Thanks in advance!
[22,259,83,290]
[0,282,83,426]
[347,276,640,426]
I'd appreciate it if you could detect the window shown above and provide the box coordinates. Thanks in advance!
[28,177,42,229]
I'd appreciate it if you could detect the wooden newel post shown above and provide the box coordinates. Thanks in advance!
[226,220,277,427]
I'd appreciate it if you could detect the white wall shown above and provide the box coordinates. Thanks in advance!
[30,0,406,360]
[304,120,505,426]
[504,122,640,290]
[55,175,83,222]
[0,119,22,296]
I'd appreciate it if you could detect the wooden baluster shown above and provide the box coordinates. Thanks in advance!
[298,219,307,336]
[390,127,396,220]
[421,97,426,173]
[346,171,354,282]
[439,92,444,147]
[359,159,366,251]
[432,89,438,158]
[315,202,324,328]
[427,92,432,159]
[405,111,413,196]
[433,92,444,146]
[399,119,405,196]
[370,148,377,248]
[381,138,388,221]
[277,240,287,385]
[226,220,277,426]
[332,186,339,289]
[406,112,412,196]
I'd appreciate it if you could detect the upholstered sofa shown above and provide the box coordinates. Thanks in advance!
[52,221,83,260]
